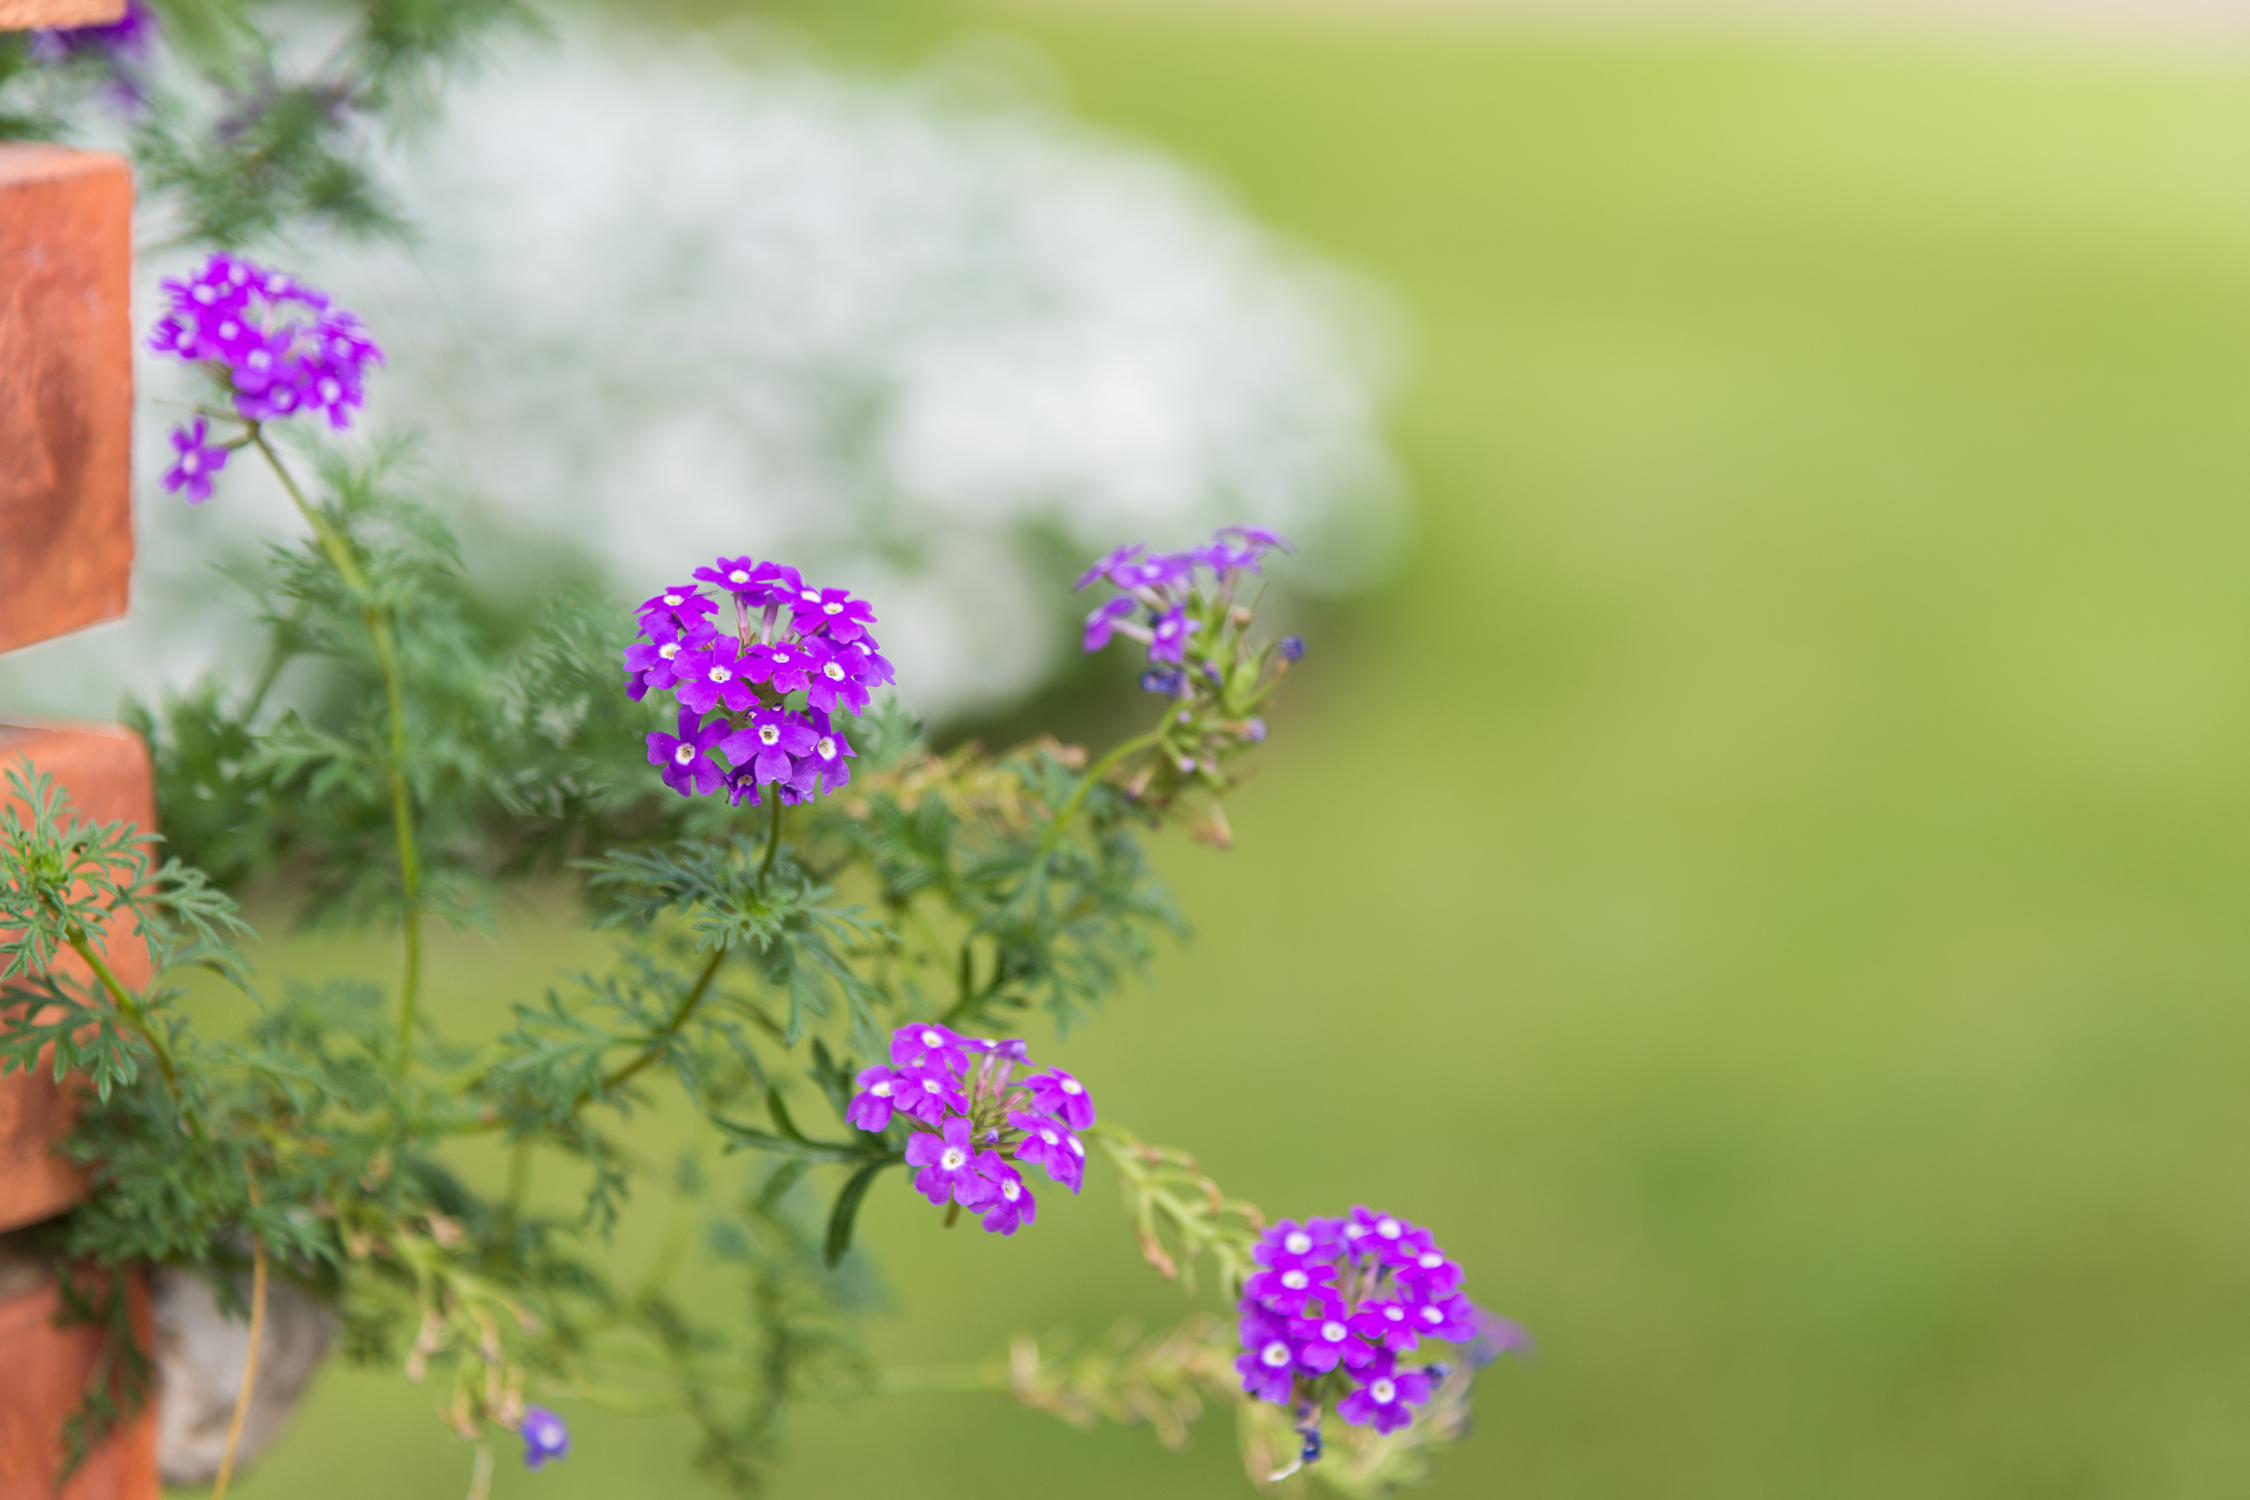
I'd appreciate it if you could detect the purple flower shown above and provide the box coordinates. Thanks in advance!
[893,1064,966,1126]
[29,0,154,62]
[1220,524,1291,554]
[622,617,709,691]
[1007,1110,1084,1195]
[1406,1293,1480,1344]
[802,639,872,716]
[646,709,730,797]
[1082,597,1136,653]
[745,639,813,695]
[904,1117,992,1209]
[1349,1298,1422,1356]
[637,585,716,630]
[1023,1068,1095,1131]
[1279,635,1307,662]
[519,1406,571,1468]
[1397,1247,1466,1300]
[846,1066,905,1132]
[672,638,757,715]
[723,706,814,785]
[694,556,767,597]
[793,713,855,796]
[1243,1260,1338,1320]
[1111,552,1193,594]
[1291,1311,1381,1375]
[160,418,229,504]
[973,1151,1037,1235]
[1335,1368,1430,1436]
[1139,667,1185,695]
[1348,1207,1433,1267]
[1147,605,1198,665]
[1234,1310,1300,1404]
[793,587,877,644]
[890,1023,969,1075]
[1075,542,1146,591]
[1255,1219,1343,1273]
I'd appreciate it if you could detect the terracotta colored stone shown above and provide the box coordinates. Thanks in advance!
[0,1257,157,1500]
[0,144,134,657]
[0,722,155,1235]
[0,0,126,31]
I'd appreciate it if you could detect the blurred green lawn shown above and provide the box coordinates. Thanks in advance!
[224,8,2250,1499]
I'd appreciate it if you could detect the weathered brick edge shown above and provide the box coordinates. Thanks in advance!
[0,144,134,656]
[0,723,155,1235]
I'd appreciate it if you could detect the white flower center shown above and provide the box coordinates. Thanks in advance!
[825,663,845,680]
[319,378,341,402]
[729,569,749,584]
[219,321,238,339]
[940,1148,964,1171]
[1261,1341,1292,1368]
[1371,1379,1397,1404]
[248,350,270,369]
[1067,1138,1084,1157]
[1040,1130,1058,1146]
[181,454,200,473]
[759,726,780,746]
[922,1030,942,1047]
[673,746,695,765]
[1061,1079,1083,1095]
[664,594,683,606]
[1322,1322,1346,1342]
[710,666,731,683]
[1419,1253,1444,1269]
[1002,1181,1020,1202]
[1420,1306,1443,1326]
[193,285,216,303]
[1377,1217,1401,1239]
[823,601,843,614]
[659,643,680,661]
[1384,1306,1404,1322]
[816,738,836,759]
[871,1082,892,1097]
[1281,1271,1307,1291]
[1285,1231,1312,1256]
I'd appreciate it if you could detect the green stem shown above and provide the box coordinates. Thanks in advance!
[250,430,423,1077]
[760,795,784,886]
[1046,727,1168,846]
[602,946,728,1094]
[503,1140,534,1223]
[239,599,310,722]
[66,929,179,1095]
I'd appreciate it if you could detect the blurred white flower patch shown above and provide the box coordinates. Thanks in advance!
[19,20,1405,722]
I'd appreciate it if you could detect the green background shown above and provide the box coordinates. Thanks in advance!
[223,5,2250,1497]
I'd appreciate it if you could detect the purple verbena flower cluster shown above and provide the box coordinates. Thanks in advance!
[148,253,383,502]
[1076,526,1290,664]
[847,1023,1095,1237]
[633,560,893,807]
[1073,526,1302,808]
[1235,1209,1480,1442]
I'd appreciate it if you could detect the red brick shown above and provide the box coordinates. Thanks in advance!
[0,722,154,1235]
[0,145,133,657]
[0,1262,156,1500]
[0,1,126,30]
